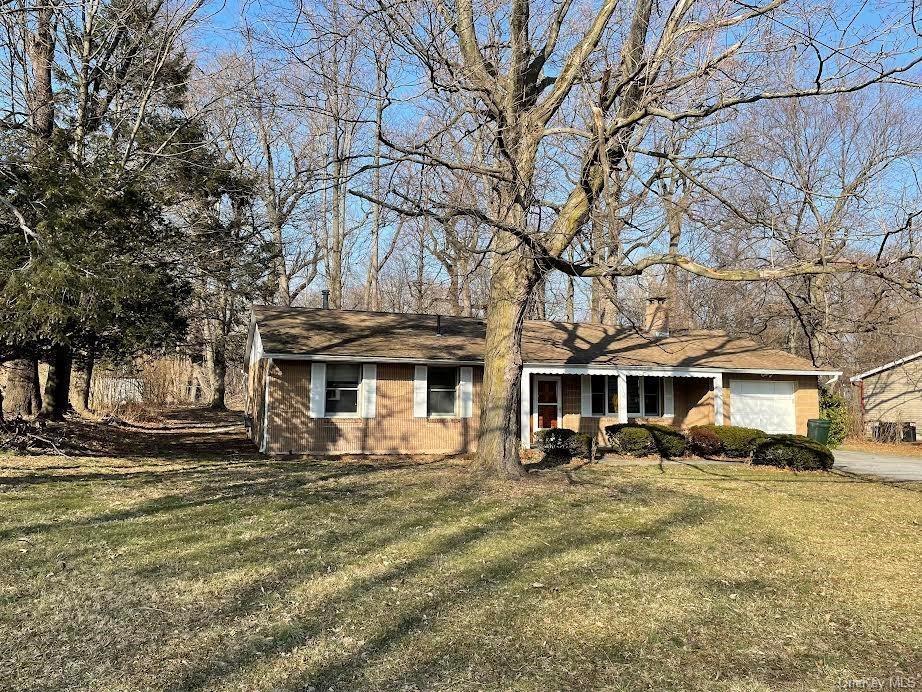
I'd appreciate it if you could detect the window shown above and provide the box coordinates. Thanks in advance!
[326,364,360,416]
[428,366,458,416]
[627,376,641,415]
[627,376,663,417]
[644,378,663,417]
[590,375,621,416]
[607,376,618,415]
[591,376,607,416]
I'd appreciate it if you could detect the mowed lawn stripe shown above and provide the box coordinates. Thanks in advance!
[1,454,919,691]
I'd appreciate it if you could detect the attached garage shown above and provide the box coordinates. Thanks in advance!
[730,379,796,434]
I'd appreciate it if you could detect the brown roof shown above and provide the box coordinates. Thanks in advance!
[252,306,828,372]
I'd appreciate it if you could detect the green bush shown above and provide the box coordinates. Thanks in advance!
[604,424,657,457]
[687,426,723,456]
[605,423,686,457]
[534,428,593,460]
[644,423,687,458]
[819,388,849,447]
[752,434,834,471]
[688,424,765,458]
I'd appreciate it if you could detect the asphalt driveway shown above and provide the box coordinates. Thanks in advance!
[833,449,922,482]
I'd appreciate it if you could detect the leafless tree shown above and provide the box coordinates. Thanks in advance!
[361,0,921,476]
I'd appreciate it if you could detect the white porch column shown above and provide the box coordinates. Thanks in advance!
[713,374,724,426]
[520,370,531,448]
[617,372,628,424]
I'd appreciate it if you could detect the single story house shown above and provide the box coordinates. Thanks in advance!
[850,351,922,441]
[244,304,840,455]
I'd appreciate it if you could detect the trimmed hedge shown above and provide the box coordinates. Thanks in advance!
[686,426,722,456]
[605,424,657,457]
[688,424,766,458]
[645,423,687,458]
[534,427,594,460]
[752,434,834,471]
[605,423,686,458]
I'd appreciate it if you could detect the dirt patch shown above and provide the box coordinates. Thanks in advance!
[0,407,258,460]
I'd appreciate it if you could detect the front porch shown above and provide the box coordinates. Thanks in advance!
[520,366,724,448]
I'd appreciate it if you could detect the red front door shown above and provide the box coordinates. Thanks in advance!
[536,379,559,429]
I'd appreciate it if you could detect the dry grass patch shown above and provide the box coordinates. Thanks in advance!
[1,452,920,691]
[841,439,922,458]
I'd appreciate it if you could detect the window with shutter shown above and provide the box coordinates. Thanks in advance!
[325,364,361,416]
[427,366,458,416]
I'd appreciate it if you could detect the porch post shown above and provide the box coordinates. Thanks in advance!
[520,369,531,448]
[713,374,724,426]
[617,372,628,424]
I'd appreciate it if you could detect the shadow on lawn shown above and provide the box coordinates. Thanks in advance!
[9,450,913,690]
[6,411,915,689]
[165,478,713,691]
[5,438,722,689]
[0,455,454,541]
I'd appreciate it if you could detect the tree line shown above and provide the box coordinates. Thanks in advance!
[1,0,919,476]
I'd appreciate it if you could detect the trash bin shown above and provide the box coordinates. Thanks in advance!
[807,418,831,445]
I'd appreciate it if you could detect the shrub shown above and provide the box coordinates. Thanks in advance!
[688,424,765,458]
[752,434,834,471]
[644,423,687,458]
[534,428,594,460]
[687,426,723,456]
[819,388,849,447]
[605,424,657,457]
[605,423,686,457]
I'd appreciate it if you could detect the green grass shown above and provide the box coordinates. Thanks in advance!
[1,453,920,690]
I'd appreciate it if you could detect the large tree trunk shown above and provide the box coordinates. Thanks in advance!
[30,359,42,412]
[26,5,55,146]
[40,346,73,420]
[363,62,385,312]
[475,231,538,478]
[3,359,38,417]
[530,277,546,319]
[808,274,831,367]
[459,254,473,317]
[71,341,95,413]
[206,333,227,410]
[329,153,345,309]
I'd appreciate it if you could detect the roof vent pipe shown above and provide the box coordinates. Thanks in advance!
[321,289,330,309]
[436,314,443,336]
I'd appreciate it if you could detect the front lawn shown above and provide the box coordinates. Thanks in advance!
[1,449,920,690]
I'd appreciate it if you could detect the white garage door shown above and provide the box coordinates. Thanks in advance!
[730,380,796,434]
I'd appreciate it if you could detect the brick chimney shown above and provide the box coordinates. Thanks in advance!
[644,294,669,335]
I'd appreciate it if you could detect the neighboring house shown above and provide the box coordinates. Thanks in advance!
[244,303,839,455]
[850,352,922,441]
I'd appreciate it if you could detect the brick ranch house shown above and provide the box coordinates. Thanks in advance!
[244,304,840,455]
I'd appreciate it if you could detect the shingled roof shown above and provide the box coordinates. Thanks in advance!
[251,305,831,373]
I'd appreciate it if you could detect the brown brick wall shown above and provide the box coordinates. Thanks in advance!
[264,362,482,454]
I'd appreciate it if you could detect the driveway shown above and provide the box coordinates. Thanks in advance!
[833,449,922,482]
